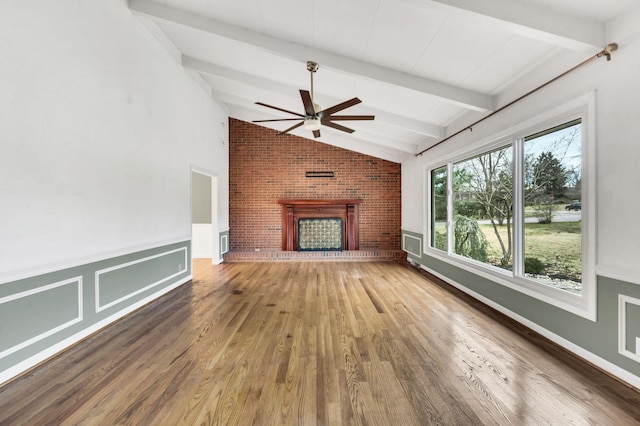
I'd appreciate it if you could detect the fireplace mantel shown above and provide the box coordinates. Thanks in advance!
[278,199,361,251]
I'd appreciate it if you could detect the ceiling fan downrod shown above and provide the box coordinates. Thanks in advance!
[307,61,319,105]
[252,59,374,138]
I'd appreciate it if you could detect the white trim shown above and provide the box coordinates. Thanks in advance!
[0,277,83,359]
[190,167,220,267]
[220,234,229,254]
[402,234,422,258]
[420,264,640,390]
[0,237,190,285]
[597,266,640,286]
[619,295,640,364]
[424,247,594,320]
[192,223,214,258]
[95,247,188,313]
[0,275,191,388]
[190,165,219,179]
[421,92,597,320]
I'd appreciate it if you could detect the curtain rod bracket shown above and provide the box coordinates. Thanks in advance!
[599,42,618,61]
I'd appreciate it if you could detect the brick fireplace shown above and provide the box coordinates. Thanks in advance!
[278,199,360,251]
[228,118,402,255]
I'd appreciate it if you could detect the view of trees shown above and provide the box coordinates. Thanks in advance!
[453,145,513,268]
[432,119,583,290]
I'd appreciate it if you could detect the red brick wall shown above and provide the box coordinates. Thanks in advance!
[229,118,401,251]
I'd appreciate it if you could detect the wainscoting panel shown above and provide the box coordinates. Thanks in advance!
[95,247,187,312]
[402,233,422,258]
[0,240,191,387]
[0,277,82,359]
[401,229,640,389]
[619,295,640,364]
[220,231,229,254]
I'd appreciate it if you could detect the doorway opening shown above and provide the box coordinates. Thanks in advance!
[191,169,220,264]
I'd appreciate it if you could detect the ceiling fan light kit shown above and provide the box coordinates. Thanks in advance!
[253,61,374,138]
[303,117,321,131]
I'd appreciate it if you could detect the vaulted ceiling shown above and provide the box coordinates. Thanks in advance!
[129,0,637,162]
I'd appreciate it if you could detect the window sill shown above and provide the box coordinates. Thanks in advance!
[423,247,596,321]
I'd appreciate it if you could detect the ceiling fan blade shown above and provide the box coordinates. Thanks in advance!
[322,121,355,134]
[256,102,305,118]
[300,90,316,116]
[277,121,304,135]
[323,115,375,121]
[252,118,303,123]
[318,97,361,117]
[312,130,321,138]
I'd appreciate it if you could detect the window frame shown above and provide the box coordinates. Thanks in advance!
[424,93,596,320]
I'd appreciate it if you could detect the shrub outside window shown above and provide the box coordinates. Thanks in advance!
[428,117,585,296]
[431,166,447,251]
[453,145,513,271]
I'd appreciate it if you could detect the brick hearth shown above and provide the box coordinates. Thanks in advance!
[223,250,407,263]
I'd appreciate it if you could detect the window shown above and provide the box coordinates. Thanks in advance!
[431,166,447,251]
[453,145,513,271]
[523,120,582,291]
[426,100,593,319]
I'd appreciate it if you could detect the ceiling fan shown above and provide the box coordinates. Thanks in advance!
[252,61,374,138]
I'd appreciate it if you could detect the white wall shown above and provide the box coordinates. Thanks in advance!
[191,224,214,258]
[0,0,229,280]
[403,14,640,280]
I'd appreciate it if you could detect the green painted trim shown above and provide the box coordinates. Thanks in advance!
[0,241,191,379]
[220,230,229,254]
[402,230,422,260]
[401,230,640,383]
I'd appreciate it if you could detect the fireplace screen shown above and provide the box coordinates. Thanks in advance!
[298,218,344,251]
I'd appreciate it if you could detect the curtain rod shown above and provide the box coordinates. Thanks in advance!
[416,43,619,157]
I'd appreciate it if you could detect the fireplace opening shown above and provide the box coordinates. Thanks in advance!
[298,218,343,251]
[279,199,360,251]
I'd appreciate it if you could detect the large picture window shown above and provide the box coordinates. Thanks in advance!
[426,107,592,317]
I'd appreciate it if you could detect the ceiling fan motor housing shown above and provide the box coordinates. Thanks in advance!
[303,117,321,131]
[253,60,374,138]
[306,61,319,72]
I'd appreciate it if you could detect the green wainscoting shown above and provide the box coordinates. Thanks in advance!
[401,229,640,386]
[0,241,192,384]
[220,229,229,255]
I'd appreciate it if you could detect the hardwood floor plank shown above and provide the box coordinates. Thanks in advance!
[1,260,640,425]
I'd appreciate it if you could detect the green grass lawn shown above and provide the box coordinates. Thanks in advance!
[432,219,582,287]
[481,221,581,281]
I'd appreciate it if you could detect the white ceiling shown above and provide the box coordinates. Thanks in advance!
[129,0,638,162]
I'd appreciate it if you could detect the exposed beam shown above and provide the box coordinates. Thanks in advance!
[427,0,606,52]
[183,56,445,139]
[183,57,301,104]
[129,0,495,112]
[337,127,418,154]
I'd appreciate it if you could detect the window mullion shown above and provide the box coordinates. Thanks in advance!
[446,162,453,255]
[513,138,524,277]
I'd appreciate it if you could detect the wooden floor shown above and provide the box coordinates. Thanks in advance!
[1,260,639,425]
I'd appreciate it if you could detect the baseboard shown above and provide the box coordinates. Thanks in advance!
[0,275,191,387]
[415,263,640,391]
